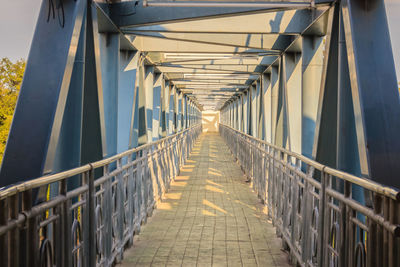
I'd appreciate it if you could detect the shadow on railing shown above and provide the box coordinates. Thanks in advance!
[219,123,400,267]
[0,124,202,267]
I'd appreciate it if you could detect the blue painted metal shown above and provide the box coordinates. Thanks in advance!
[337,9,360,177]
[100,33,120,157]
[301,36,323,159]
[168,86,175,135]
[153,73,162,141]
[312,6,339,169]
[137,57,147,146]
[144,65,154,142]
[341,0,400,188]
[119,51,138,153]
[160,78,169,138]
[275,57,289,149]
[106,1,327,28]
[81,2,106,168]
[0,0,86,187]
[50,11,86,175]
[284,52,302,154]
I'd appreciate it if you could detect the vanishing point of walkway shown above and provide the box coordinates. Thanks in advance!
[119,133,291,267]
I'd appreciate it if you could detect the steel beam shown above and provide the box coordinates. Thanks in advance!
[120,51,139,152]
[0,0,86,186]
[145,65,155,143]
[160,78,170,137]
[125,32,294,51]
[105,1,327,28]
[50,13,86,175]
[152,56,278,66]
[262,73,272,142]
[301,36,323,159]
[137,57,148,145]
[270,65,279,144]
[341,0,400,187]
[81,3,108,168]
[284,52,302,154]
[312,6,339,169]
[251,84,258,137]
[153,73,162,141]
[100,33,120,157]
[119,8,328,34]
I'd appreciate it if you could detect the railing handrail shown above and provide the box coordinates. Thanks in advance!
[0,124,201,200]
[219,123,400,200]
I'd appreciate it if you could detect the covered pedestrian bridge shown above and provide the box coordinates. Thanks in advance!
[1,0,400,266]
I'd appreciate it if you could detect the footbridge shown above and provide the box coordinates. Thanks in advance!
[1,0,400,266]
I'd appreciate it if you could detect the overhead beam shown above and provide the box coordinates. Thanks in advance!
[166,73,259,80]
[172,81,249,86]
[124,32,294,51]
[156,66,260,74]
[149,55,278,65]
[130,36,275,53]
[157,64,265,73]
[104,1,330,27]
[120,8,329,34]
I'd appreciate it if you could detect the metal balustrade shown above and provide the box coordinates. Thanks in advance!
[220,123,400,267]
[0,124,201,267]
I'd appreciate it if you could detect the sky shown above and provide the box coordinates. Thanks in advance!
[0,0,399,81]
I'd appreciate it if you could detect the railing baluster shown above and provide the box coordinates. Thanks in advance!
[8,194,18,267]
[389,197,400,267]
[59,179,71,267]
[127,155,135,245]
[103,165,113,264]
[0,125,201,267]
[87,168,96,267]
[219,123,400,267]
[21,189,38,267]
[320,170,328,267]
[0,198,9,266]
[116,159,124,262]
[2,124,400,266]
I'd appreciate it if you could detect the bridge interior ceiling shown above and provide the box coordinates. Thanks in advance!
[1,0,400,190]
[114,2,330,111]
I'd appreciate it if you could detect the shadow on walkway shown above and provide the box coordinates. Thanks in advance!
[119,133,291,267]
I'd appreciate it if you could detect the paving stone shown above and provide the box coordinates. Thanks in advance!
[117,133,291,267]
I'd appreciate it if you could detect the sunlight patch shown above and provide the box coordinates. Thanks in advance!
[157,202,172,210]
[165,192,182,200]
[203,199,228,215]
[205,185,224,193]
[202,209,216,216]
[206,179,223,187]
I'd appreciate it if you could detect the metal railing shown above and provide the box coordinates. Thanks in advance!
[0,124,202,267]
[220,123,400,267]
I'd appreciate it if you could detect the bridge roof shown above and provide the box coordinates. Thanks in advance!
[99,0,331,110]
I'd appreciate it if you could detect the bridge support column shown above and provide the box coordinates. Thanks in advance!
[153,73,162,141]
[275,57,289,149]
[0,0,86,185]
[302,36,324,159]
[284,52,302,154]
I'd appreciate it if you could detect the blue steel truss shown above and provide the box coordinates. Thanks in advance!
[1,0,398,192]
[2,0,399,197]
[0,0,399,266]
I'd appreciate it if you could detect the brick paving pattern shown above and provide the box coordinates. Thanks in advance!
[119,133,291,267]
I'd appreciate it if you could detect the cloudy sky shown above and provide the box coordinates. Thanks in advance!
[0,0,399,80]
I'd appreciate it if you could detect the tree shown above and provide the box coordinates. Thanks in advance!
[0,58,25,162]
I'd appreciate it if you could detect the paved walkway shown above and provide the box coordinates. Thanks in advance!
[119,133,291,267]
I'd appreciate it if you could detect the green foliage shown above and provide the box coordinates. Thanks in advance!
[0,58,25,162]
